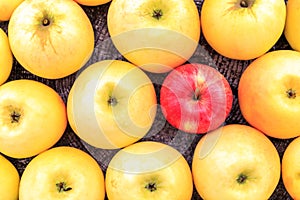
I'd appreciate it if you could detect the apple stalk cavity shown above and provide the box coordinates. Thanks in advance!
[286,88,296,99]
[145,182,157,192]
[152,9,163,20]
[236,173,248,184]
[239,0,254,8]
[42,18,51,26]
[56,182,72,192]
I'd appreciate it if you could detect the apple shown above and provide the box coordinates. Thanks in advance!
[160,63,233,134]
[201,0,286,60]
[284,0,300,52]
[74,0,111,6]
[19,146,105,200]
[238,50,300,139]
[0,28,13,86]
[192,124,281,200]
[282,136,300,199]
[0,79,67,158]
[0,154,20,200]
[107,0,201,73]
[105,141,193,200]
[0,0,24,21]
[67,60,157,149]
[8,0,94,79]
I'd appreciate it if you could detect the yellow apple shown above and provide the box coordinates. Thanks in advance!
[8,0,94,79]
[0,79,67,158]
[285,0,300,52]
[0,154,19,200]
[74,0,111,6]
[67,60,157,149]
[19,146,105,200]
[0,28,13,86]
[238,50,300,139]
[201,0,286,60]
[105,141,193,200]
[282,136,300,199]
[107,0,200,73]
[0,0,24,21]
[192,124,281,200]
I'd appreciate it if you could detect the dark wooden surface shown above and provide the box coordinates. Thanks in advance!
[0,1,294,199]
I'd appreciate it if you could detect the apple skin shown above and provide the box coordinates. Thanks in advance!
[0,28,13,85]
[201,0,286,60]
[238,50,300,139]
[107,0,200,73]
[160,63,233,134]
[74,0,111,6]
[19,146,105,200]
[105,141,193,200]
[192,124,281,200]
[67,60,157,149]
[0,154,20,200]
[282,136,300,199]
[0,79,67,158]
[0,0,24,21]
[8,0,94,79]
[284,0,300,52]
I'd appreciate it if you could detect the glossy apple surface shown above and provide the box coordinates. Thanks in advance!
[8,0,94,79]
[19,146,105,200]
[0,154,19,200]
[238,50,300,139]
[192,124,281,200]
[0,79,67,158]
[284,0,300,51]
[67,60,157,149]
[201,0,286,60]
[107,0,200,73]
[282,136,300,199]
[0,28,12,85]
[160,63,233,134]
[105,141,193,200]
[0,0,24,21]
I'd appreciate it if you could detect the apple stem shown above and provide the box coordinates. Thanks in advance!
[108,96,118,106]
[42,18,51,26]
[236,174,247,184]
[152,9,163,20]
[56,182,72,193]
[286,88,296,99]
[240,0,248,8]
[193,87,201,101]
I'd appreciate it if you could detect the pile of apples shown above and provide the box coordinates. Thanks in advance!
[0,0,300,199]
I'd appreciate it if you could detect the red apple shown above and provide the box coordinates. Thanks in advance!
[160,63,233,134]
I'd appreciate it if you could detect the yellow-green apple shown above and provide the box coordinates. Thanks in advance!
[282,136,300,199]
[201,0,286,60]
[192,124,281,200]
[0,154,20,200]
[107,0,200,73]
[0,28,13,85]
[160,63,233,134]
[238,50,300,139]
[105,141,193,200]
[8,0,94,79]
[0,0,24,21]
[0,79,67,158]
[67,60,157,149]
[74,0,111,6]
[284,0,300,52]
[19,146,105,200]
